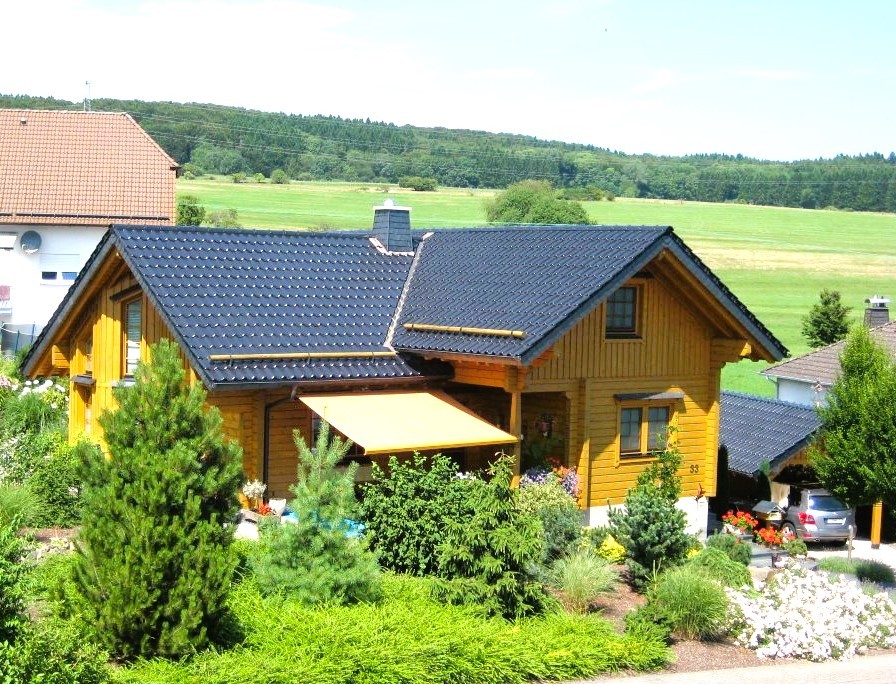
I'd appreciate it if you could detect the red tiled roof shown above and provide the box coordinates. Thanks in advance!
[0,110,178,225]
[762,320,896,386]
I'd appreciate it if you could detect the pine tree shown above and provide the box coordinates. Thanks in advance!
[436,456,549,619]
[251,423,381,604]
[609,437,689,590]
[801,289,851,348]
[74,339,243,659]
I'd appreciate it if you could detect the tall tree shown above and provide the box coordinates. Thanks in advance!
[74,339,243,659]
[801,289,852,348]
[810,326,896,506]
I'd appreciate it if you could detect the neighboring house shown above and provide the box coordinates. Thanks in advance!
[0,109,178,350]
[762,300,895,406]
[719,390,820,502]
[21,204,786,534]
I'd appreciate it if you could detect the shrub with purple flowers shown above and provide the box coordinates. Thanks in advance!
[520,458,580,498]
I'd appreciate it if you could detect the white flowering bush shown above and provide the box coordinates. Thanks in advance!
[17,377,69,410]
[727,563,896,661]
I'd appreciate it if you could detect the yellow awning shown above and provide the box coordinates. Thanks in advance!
[298,390,517,455]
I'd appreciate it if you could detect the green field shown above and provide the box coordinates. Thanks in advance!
[178,178,896,395]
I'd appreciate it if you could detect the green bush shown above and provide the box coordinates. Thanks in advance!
[209,208,242,228]
[114,574,670,683]
[0,521,27,642]
[0,618,110,684]
[270,168,289,184]
[436,456,549,619]
[516,476,581,567]
[252,422,381,605]
[548,549,617,613]
[175,194,206,226]
[855,559,896,584]
[608,440,690,590]
[817,556,857,574]
[360,452,472,576]
[705,531,752,565]
[73,339,243,659]
[782,537,808,558]
[648,565,729,640]
[398,176,437,191]
[29,439,97,528]
[686,547,752,588]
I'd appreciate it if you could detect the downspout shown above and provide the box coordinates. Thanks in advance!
[262,385,300,492]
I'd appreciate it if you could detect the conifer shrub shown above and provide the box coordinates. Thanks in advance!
[73,339,243,659]
[705,531,752,565]
[435,456,550,619]
[608,438,690,590]
[516,475,581,568]
[251,423,381,605]
[360,452,472,576]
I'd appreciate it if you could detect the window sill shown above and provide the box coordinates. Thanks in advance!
[112,377,136,388]
[619,451,660,461]
[605,333,642,342]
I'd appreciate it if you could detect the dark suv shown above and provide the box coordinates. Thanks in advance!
[782,486,855,543]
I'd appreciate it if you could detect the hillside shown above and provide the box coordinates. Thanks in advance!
[3,93,896,213]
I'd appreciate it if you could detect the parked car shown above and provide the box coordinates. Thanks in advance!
[782,486,855,543]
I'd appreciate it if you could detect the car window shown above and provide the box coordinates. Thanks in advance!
[808,495,848,512]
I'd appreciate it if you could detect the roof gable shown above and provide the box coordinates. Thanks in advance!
[0,110,178,225]
[391,225,786,364]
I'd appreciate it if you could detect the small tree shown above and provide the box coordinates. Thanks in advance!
[802,289,851,348]
[436,456,549,619]
[810,325,896,506]
[209,208,241,228]
[175,195,206,226]
[608,435,690,590]
[74,339,243,659]
[485,180,590,225]
[0,520,26,643]
[251,423,381,605]
[270,168,289,184]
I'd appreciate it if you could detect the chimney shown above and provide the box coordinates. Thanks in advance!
[864,295,890,328]
[372,199,413,253]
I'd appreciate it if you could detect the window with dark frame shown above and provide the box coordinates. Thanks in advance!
[605,286,638,336]
[619,403,672,457]
[123,298,142,377]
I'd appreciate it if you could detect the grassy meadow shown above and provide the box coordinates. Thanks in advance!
[178,178,896,395]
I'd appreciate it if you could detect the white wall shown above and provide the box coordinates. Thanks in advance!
[775,378,827,407]
[585,495,710,540]
[0,224,107,332]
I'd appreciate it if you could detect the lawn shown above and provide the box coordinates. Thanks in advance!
[178,179,896,394]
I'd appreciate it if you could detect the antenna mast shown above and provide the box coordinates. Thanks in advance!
[83,81,91,111]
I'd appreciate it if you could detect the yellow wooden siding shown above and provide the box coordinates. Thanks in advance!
[206,392,260,482]
[266,399,312,500]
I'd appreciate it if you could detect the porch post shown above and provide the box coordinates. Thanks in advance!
[871,500,883,549]
[510,387,522,487]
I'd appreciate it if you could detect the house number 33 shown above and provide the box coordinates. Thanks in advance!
[689,464,699,474]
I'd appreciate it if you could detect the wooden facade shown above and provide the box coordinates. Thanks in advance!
[32,243,769,528]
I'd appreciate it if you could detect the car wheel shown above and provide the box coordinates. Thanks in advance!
[782,522,798,540]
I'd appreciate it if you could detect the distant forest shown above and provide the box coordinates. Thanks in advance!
[4,93,896,212]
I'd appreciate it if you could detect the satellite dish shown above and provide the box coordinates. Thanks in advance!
[20,231,41,254]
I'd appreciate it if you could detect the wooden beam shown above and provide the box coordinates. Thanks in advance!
[872,501,883,549]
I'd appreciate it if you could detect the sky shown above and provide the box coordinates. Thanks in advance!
[3,0,894,161]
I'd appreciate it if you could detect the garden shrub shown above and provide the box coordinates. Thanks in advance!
[252,422,381,605]
[855,559,896,585]
[516,474,581,567]
[29,438,97,528]
[436,456,550,619]
[816,556,856,574]
[597,533,627,564]
[73,339,243,659]
[782,537,808,558]
[648,565,729,640]
[705,531,752,565]
[548,549,617,613]
[728,564,896,660]
[608,438,690,590]
[686,547,752,588]
[0,520,27,643]
[0,617,110,684]
[360,452,472,576]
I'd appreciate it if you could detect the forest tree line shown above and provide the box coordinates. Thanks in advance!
[4,93,896,212]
